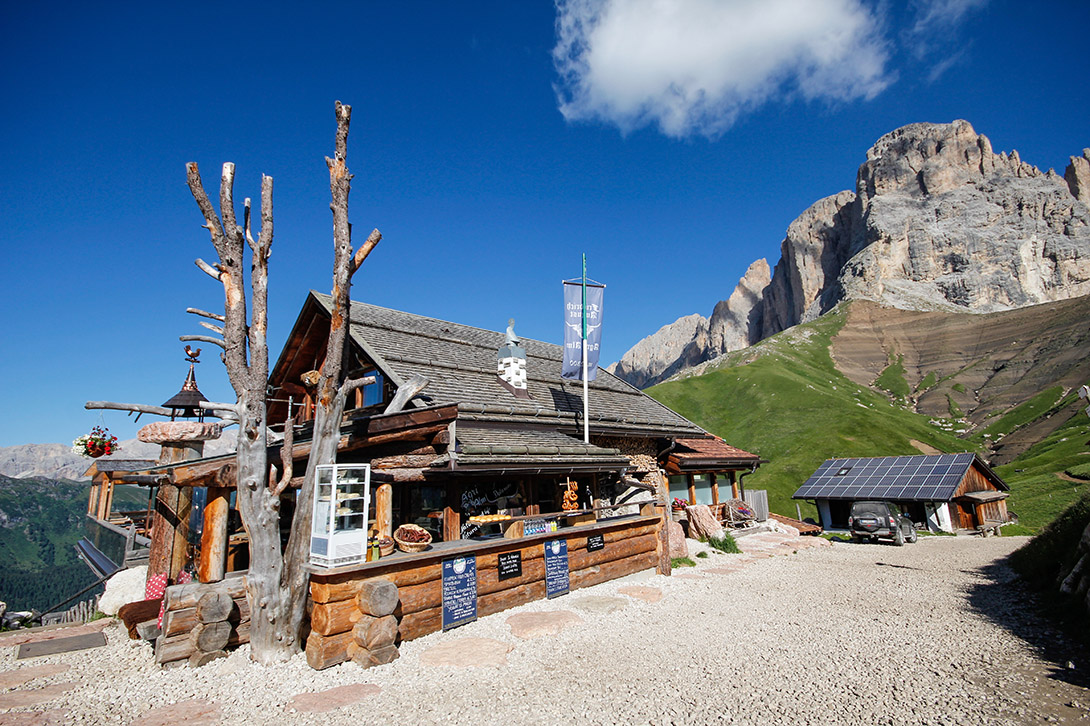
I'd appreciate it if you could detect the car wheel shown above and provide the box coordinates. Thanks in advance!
[907,527,918,543]
[893,527,905,546]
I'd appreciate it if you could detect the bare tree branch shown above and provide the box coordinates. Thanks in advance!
[180,334,226,349]
[186,163,227,258]
[199,320,225,336]
[187,307,226,322]
[198,401,241,418]
[85,401,173,416]
[272,409,295,497]
[220,163,240,261]
[350,228,382,275]
[243,197,256,254]
[340,374,376,399]
[248,175,273,390]
[383,373,430,414]
[195,258,223,281]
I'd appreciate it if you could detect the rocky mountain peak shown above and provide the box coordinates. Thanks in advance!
[611,120,1090,389]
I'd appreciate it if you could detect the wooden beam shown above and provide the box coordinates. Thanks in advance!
[198,486,231,583]
[442,492,460,543]
[148,485,181,582]
[374,484,393,539]
[166,406,457,486]
[170,488,193,580]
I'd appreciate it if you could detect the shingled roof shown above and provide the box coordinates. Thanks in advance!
[664,436,763,474]
[307,291,705,438]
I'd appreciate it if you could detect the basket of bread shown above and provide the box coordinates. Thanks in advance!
[393,524,432,553]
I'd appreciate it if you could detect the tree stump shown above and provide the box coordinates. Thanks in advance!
[188,650,227,668]
[190,621,231,652]
[355,578,398,617]
[352,615,398,651]
[351,644,400,669]
[196,590,235,624]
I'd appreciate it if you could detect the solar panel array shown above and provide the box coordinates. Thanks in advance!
[792,453,976,502]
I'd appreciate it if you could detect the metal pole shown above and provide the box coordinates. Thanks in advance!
[582,254,589,444]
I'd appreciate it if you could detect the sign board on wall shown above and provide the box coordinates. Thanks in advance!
[587,533,605,552]
[543,539,570,598]
[442,556,478,630]
[498,551,522,581]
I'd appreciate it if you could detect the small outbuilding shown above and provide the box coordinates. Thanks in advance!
[792,452,1011,533]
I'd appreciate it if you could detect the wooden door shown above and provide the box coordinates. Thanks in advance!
[956,502,975,529]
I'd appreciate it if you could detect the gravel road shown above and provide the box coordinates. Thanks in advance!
[2,535,1088,725]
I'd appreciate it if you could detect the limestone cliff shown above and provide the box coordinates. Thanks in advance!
[606,313,707,390]
[612,121,1090,388]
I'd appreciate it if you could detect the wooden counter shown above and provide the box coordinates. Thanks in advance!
[305,511,667,669]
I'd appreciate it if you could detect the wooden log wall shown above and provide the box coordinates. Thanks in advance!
[306,518,660,670]
[154,577,250,666]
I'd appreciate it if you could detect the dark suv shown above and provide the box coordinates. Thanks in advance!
[848,501,917,545]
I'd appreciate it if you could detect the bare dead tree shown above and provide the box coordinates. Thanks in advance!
[281,102,381,641]
[183,100,380,664]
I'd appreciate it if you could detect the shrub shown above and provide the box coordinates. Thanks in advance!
[671,557,696,568]
[706,533,741,554]
[696,551,708,559]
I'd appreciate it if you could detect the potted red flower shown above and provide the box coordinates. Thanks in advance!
[72,426,119,458]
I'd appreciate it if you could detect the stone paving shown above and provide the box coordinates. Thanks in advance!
[286,684,382,713]
[506,611,583,639]
[137,698,222,726]
[616,585,662,602]
[418,637,514,668]
[0,529,830,724]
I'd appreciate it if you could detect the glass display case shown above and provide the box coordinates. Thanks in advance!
[310,464,371,568]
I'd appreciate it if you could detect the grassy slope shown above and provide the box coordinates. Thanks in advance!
[994,404,1090,531]
[0,475,102,611]
[649,307,971,520]
[648,304,1088,533]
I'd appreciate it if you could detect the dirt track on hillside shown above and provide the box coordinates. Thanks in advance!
[830,298,1090,462]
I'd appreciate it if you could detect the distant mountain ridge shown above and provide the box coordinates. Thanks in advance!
[0,437,236,481]
[610,120,1090,388]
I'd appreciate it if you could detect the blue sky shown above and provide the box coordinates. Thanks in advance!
[1,0,1087,447]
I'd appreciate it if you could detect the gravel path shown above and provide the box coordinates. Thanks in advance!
[2,535,1088,725]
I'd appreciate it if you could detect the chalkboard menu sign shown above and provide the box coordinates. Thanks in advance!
[543,539,570,599]
[498,551,522,581]
[587,533,605,552]
[442,556,478,631]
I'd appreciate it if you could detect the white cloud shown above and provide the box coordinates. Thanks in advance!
[909,0,988,39]
[553,0,892,138]
[905,0,988,75]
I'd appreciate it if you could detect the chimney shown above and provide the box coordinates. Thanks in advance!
[497,318,530,399]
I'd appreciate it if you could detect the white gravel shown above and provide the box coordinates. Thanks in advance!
[3,536,1088,725]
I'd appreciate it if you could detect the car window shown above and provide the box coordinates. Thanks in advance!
[850,501,887,516]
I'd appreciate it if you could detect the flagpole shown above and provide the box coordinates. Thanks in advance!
[582,253,589,444]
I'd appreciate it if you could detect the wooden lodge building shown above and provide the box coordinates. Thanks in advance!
[95,292,764,669]
[792,453,1010,533]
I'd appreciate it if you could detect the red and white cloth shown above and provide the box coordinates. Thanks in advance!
[147,571,192,629]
